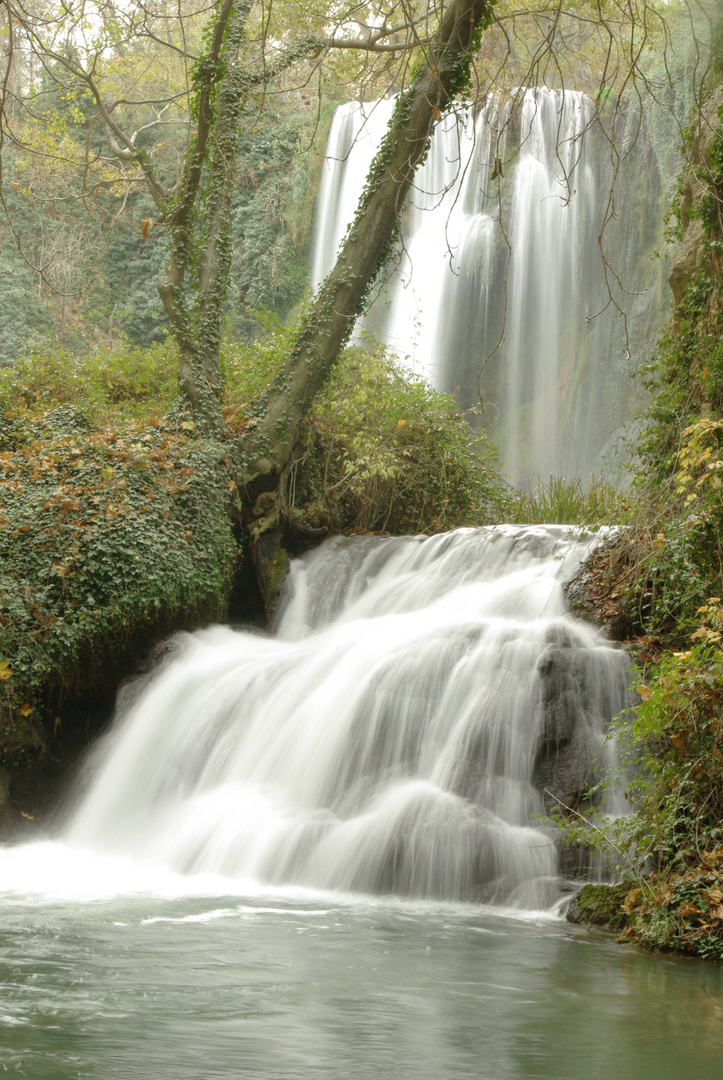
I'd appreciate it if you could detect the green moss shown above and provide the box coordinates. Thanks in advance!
[0,405,238,765]
[568,882,632,931]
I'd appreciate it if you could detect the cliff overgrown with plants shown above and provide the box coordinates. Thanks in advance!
[564,49,723,959]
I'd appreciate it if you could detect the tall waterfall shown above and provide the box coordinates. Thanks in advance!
[62,526,630,910]
[313,90,658,485]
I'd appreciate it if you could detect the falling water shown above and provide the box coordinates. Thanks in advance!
[7,527,721,1080]
[313,90,653,484]
[61,526,629,910]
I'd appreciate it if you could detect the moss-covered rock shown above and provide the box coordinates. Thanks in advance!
[249,526,291,620]
[0,407,239,767]
[567,882,632,932]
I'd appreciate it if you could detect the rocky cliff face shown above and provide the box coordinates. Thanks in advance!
[668,86,723,310]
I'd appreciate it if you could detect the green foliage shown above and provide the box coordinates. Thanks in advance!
[224,329,506,533]
[0,244,54,366]
[228,105,324,336]
[0,339,179,423]
[0,404,237,763]
[627,416,723,641]
[632,92,723,639]
[102,205,171,347]
[558,600,723,958]
[302,344,505,534]
[614,626,723,958]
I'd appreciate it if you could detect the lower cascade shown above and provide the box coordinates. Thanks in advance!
[61,525,630,910]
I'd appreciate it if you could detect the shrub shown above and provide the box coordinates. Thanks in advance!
[0,406,237,763]
[0,338,178,423]
[224,331,507,534]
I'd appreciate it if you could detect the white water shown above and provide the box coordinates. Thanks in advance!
[313,91,628,484]
[9,527,721,1080]
[5,525,627,912]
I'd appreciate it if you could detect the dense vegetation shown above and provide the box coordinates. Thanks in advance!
[561,59,723,959]
[0,334,504,773]
[0,96,325,362]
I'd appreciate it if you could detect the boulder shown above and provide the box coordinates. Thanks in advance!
[532,644,598,812]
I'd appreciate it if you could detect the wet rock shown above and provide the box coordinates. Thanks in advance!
[562,533,636,641]
[532,644,598,812]
[669,219,705,308]
[536,645,588,748]
[534,722,598,813]
[566,881,631,931]
[250,526,291,620]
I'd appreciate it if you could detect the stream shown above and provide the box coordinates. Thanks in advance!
[1,526,721,1077]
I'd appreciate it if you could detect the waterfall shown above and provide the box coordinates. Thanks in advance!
[313,90,657,485]
[63,526,630,910]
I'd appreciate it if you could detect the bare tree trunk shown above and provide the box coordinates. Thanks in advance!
[239,0,496,503]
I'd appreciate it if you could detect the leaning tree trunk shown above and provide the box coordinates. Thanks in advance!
[239,0,497,506]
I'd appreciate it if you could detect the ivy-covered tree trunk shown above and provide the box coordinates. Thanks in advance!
[157,0,253,438]
[240,0,496,504]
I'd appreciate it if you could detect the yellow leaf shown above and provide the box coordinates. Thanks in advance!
[180,420,196,431]
[19,703,32,717]
[397,419,407,429]
[0,660,12,681]
[623,887,641,914]
[636,684,653,701]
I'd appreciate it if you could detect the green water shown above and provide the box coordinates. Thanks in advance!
[1,891,721,1079]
